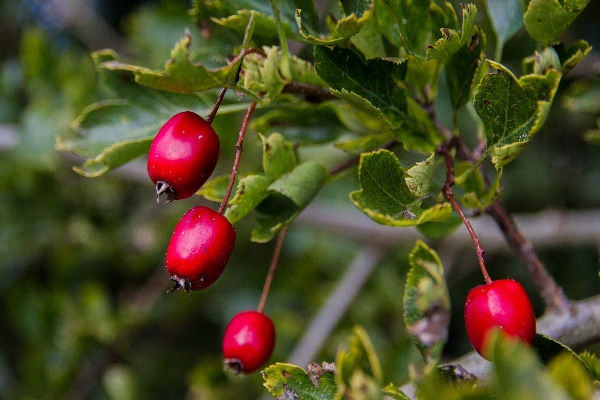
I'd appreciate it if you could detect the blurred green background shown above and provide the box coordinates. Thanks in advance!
[0,0,599,399]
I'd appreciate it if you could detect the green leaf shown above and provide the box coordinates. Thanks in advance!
[486,0,523,59]
[416,365,481,400]
[335,133,393,155]
[196,175,232,202]
[350,150,451,227]
[261,132,296,179]
[263,363,338,399]
[524,0,591,45]
[473,61,561,169]
[405,153,436,197]
[445,25,486,110]
[349,10,386,59]
[382,384,411,400]
[417,211,462,240]
[522,47,562,75]
[405,56,444,103]
[57,50,246,177]
[253,161,329,242]
[314,46,408,132]
[428,3,477,60]
[296,4,373,46]
[579,351,600,384]
[404,240,450,365]
[224,175,272,224]
[486,330,571,400]
[336,326,383,398]
[548,353,593,400]
[556,40,593,75]
[242,46,288,102]
[376,0,431,57]
[533,333,583,365]
[399,98,445,152]
[100,31,243,93]
[252,103,346,144]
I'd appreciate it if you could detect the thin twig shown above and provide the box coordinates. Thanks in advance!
[438,143,492,284]
[257,225,290,313]
[219,100,258,214]
[206,88,228,124]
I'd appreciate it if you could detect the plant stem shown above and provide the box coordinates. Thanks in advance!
[206,88,227,125]
[257,225,289,314]
[438,143,492,284]
[486,201,571,312]
[219,100,258,214]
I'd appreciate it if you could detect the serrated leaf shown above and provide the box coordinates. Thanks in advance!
[100,31,243,93]
[445,25,486,110]
[263,363,338,399]
[486,330,571,400]
[404,240,450,365]
[261,132,296,178]
[314,46,408,131]
[548,353,593,400]
[58,50,244,177]
[556,40,592,75]
[296,5,373,46]
[350,150,451,226]
[579,351,600,384]
[243,46,288,102]
[349,9,386,59]
[524,0,591,45]
[486,0,523,58]
[428,3,477,60]
[405,153,436,197]
[376,0,431,57]
[224,175,271,224]
[336,326,383,396]
[533,333,583,365]
[474,61,561,169]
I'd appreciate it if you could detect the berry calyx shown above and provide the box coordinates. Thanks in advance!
[147,111,220,203]
[166,206,236,292]
[222,311,275,374]
[464,279,536,360]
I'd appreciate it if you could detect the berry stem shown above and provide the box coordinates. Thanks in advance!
[206,88,228,125]
[438,142,492,284]
[257,225,289,314]
[219,100,258,214]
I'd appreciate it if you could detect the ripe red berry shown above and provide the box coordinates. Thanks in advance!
[147,111,220,203]
[222,311,276,374]
[166,206,236,292]
[464,279,536,360]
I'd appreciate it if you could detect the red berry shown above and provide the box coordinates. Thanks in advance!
[147,111,220,203]
[166,206,235,292]
[222,311,276,374]
[464,279,536,360]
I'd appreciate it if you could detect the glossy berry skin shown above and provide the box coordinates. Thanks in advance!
[148,111,220,202]
[222,311,276,374]
[166,206,235,292]
[464,279,536,360]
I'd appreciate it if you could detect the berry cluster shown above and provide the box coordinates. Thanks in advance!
[147,109,275,374]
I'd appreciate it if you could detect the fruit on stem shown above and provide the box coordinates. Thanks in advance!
[166,206,236,292]
[223,311,276,374]
[464,279,536,360]
[148,111,220,203]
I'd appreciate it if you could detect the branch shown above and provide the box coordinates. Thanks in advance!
[486,201,571,313]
